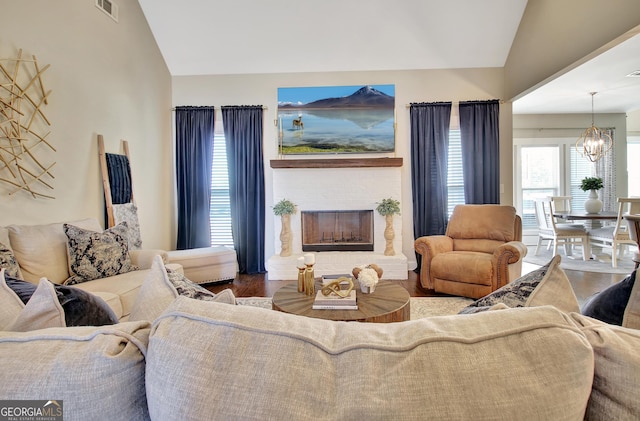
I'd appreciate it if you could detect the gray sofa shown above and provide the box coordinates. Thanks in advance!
[1,297,639,420]
[1,243,638,420]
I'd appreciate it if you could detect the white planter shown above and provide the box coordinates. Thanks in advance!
[360,283,376,294]
[584,189,603,214]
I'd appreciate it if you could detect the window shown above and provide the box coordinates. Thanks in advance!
[209,133,233,246]
[447,130,464,218]
[514,138,593,232]
[628,136,640,196]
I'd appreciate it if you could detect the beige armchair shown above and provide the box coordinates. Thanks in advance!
[414,205,527,299]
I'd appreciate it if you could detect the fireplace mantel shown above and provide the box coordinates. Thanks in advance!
[270,157,402,169]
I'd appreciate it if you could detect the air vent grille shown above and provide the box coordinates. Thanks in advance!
[626,70,640,77]
[96,0,118,22]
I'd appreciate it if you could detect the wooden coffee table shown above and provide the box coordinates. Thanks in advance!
[272,280,410,323]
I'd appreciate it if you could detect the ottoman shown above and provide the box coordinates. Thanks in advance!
[167,246,237,284]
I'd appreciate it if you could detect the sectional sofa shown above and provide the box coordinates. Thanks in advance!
[1,221,639,420]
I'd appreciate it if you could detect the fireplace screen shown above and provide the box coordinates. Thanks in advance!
[301,210,374,252]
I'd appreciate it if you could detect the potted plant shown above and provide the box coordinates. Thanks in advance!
[580,177,603,192]
[580,177,604,214]
[376,198,400,256]
[273,199,296,257]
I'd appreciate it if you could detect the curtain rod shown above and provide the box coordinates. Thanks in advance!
[171,106,268,111]
[405,100,504,108]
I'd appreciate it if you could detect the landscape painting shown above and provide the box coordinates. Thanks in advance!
[277,84,395,154]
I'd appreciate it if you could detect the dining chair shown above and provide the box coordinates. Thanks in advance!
[587,197,640,268]
[549,195,585,230]
[533,197,590,260]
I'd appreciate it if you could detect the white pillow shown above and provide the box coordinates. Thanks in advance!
[0,268,26,330]
[129,255,178,322]
[8,279,66,331]
[129,255,237,322]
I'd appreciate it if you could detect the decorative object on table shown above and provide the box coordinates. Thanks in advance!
[376,198,400,256]
[575,92,613,163]
[581,176,604,214]
[303,253,315,296]
[312,288,357,310]
[352,264,383,294]
[321,273,353,285]
[320,276,354,298]
[296,257,306,293]
[273,199,296,257]
[0,49,54,199]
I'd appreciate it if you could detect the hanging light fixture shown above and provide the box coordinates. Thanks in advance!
[575,92,613,162]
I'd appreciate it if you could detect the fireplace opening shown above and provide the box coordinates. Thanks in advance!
[301,210,374,252]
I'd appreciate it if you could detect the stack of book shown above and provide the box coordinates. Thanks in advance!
[312,288,357,310]
[321,273,353,285]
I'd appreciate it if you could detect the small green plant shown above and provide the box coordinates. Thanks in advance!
[376,198,401,216]
[580,177,604,191]
[272,199,297,216]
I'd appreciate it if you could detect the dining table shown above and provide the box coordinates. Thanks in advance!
[552,210,618,230]
[552,210,618,221]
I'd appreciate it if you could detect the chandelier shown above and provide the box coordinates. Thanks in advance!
[575,92,613,162]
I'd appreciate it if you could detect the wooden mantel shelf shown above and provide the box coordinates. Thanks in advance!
[270,157,403,169]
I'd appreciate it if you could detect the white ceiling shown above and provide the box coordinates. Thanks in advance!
[137,0,640,114]
[512,31,640,115]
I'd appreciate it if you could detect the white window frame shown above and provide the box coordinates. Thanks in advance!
[514,137,592,236]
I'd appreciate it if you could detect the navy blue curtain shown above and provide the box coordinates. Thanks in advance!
[174,106,215,250]
[459,100,500,204]
[221,106,265,274]
[410,102,452,271]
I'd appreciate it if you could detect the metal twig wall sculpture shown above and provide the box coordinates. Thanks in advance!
[0,49,54,199]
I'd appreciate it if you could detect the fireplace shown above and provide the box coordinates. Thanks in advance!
[301,210,374,252]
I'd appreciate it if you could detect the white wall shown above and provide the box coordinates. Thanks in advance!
[173,68,512,268]
[0,1,174,250]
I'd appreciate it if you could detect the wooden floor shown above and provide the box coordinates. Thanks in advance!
[206,262,628,306]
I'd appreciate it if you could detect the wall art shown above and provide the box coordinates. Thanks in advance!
[0,49,54,199]
[277,84,395,155]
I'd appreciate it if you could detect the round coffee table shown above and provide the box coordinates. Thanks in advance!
[272,280,410,323]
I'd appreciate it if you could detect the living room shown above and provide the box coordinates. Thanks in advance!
[2,2,640,419]
[1,1,639,270]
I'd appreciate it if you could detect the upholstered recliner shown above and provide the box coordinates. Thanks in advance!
[414,205,528,299]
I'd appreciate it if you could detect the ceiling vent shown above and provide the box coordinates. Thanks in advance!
[96,0,118,22]
[626,70,640,77]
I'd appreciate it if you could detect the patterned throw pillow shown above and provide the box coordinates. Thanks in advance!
[112,203,143,250]
[459,255,579,314]
[0,241,21,279]
[166,268,236,305]
[64,222,137,285]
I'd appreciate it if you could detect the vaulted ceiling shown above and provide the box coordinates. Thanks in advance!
[138,0,640,114]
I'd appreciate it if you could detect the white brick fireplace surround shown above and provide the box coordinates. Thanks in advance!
[267,163,408,280]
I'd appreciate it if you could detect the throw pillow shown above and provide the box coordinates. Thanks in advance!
[0,268,27,330]
[2,270,118,329]
[63,222,137,285]
[129,255,236,322]
[581,270,639,329]
[166,268,235,304]
[112,202,143,250]
[8,279,66,331]
[0,241,22,279]
[459,255,579,314]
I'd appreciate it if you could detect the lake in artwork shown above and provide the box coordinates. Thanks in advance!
[277,85,395,154]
